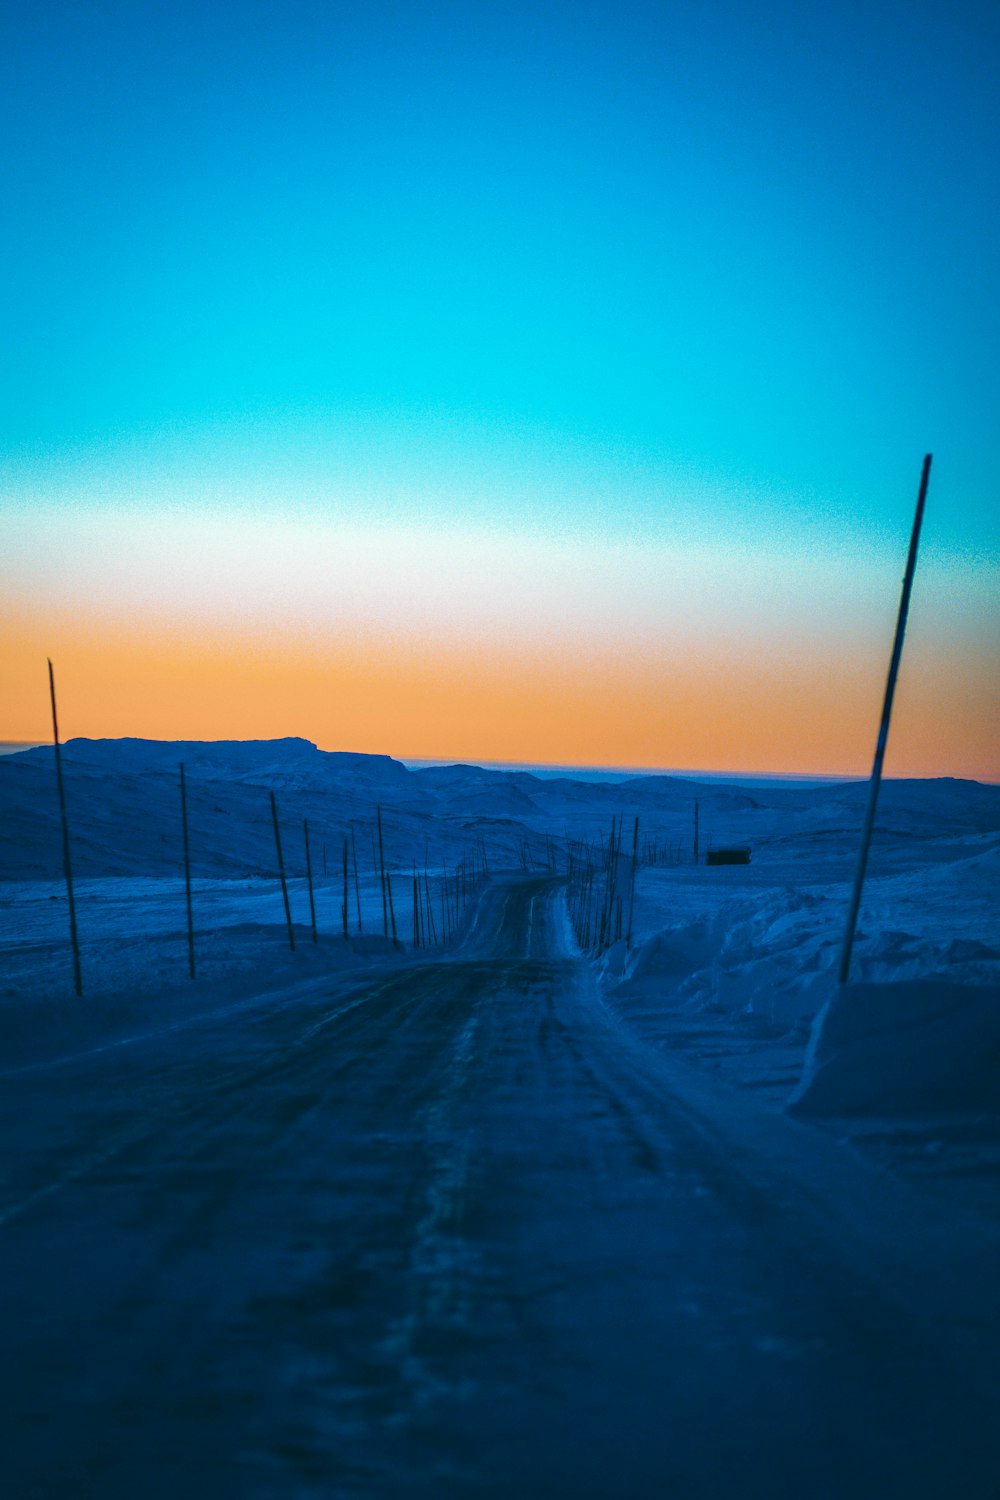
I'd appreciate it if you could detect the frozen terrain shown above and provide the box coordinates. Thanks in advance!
[1,738,999,1495]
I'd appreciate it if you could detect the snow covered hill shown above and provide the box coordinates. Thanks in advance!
[4,735,999,884]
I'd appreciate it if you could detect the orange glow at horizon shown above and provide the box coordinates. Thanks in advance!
[3,604,997,782]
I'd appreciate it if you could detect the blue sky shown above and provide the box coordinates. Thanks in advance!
[2,0,997,773]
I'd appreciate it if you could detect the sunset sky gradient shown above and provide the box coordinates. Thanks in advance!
[2,1,997,777]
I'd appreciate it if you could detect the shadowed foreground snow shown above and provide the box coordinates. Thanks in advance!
[790,979,1000,1115]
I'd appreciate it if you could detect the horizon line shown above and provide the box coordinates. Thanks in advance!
[4,738,972,785]
[4,738,995,786]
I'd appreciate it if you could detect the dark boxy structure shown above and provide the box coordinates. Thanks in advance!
[706,847,751,866]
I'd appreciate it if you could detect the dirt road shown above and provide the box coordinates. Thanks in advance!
[1,877,997,1497]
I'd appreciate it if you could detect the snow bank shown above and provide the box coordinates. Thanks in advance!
[613,919,715,989]
[611,891,840,1033]
[608,841,1000,1043]
[788,981,1000,1117]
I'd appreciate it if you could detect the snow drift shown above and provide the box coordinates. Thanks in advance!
[789,980,1000,1117]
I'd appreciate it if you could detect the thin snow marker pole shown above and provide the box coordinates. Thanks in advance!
[48,659,82,997]
[626,815,639,949]
[351,825,363,932]
[603,815,617,951]
[377,805,388,937]
[839,453,932,986]
[342,836,350,939]
[180,763,195,979]
[270,791,295,951]
[304,818,318,943]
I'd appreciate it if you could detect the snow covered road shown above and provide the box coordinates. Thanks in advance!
[1,877,997,1498]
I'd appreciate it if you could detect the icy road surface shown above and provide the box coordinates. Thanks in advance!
[1,877,997,1498]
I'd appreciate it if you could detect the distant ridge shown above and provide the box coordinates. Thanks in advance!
[12,735,410,786]
[403,756,866,791]
[7,739,987,790]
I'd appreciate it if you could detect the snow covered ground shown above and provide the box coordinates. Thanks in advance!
[607,837,999,1037]
[0,874,399,1067]
[594,810,1000,1217]
[1,872,998,1496]
[2,738,1000,1493]
[2,735,999,1193]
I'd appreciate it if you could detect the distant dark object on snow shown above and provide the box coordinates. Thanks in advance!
[705,847,751,866]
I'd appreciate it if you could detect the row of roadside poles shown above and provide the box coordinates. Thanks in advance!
[44,454,932,1000]
[180,769,319,983]
[45,668,483,998]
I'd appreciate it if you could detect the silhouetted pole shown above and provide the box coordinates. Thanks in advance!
[180,763,195,979]
[626,815,639,948]
[304,818,318,943]
[351,825,363,932]
[342,836,349,939]
[48,659,82,996]
[693,799,700,864]
[377,804,388,937]
[839,453,932,985]
[270,791,295,951]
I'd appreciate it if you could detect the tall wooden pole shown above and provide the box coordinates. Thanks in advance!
[180,763,195,979]
[839,454,932,985]
[303,818,318,944]
[626,815,639,949]
[270,791,295,951]
[351,825,363,932]
[342,836,349,939]
[48,660,82,996]
[377,804,388,937]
